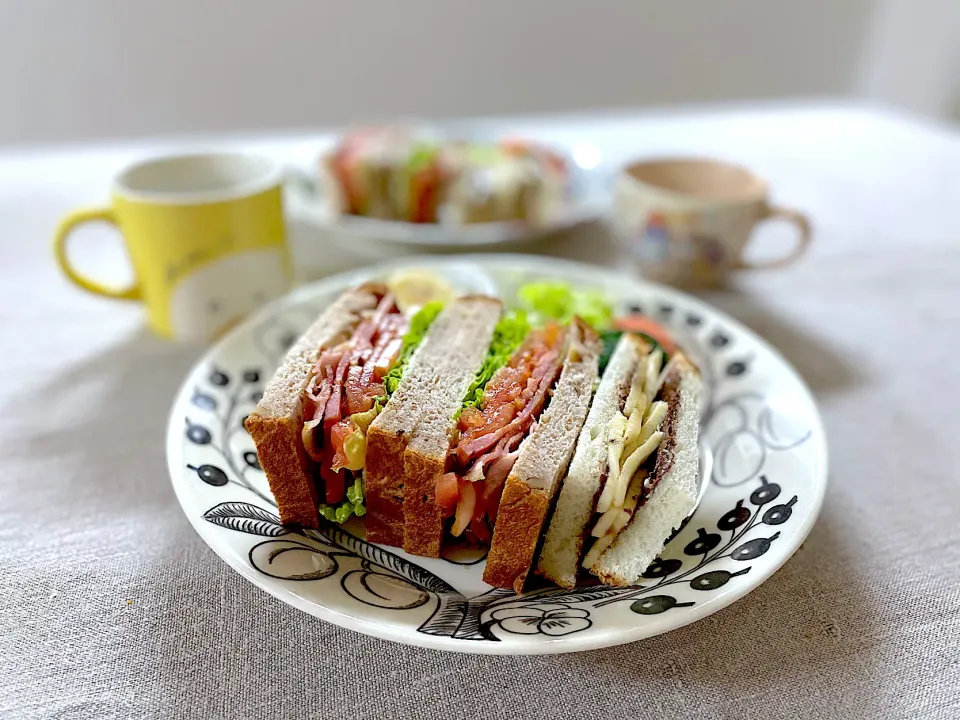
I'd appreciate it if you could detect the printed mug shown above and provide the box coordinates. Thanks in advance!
[53,153,292,342]
[613,158,812,287]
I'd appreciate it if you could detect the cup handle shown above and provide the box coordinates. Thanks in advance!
[53,208,141,300]
[738,205,812,270]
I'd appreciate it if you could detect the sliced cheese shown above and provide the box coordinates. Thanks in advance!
[623,407,645,451]
[591,506,621,538]
[597,413,628,513]
[644,350,663,403]
[587,348,671,541]
[632,402,668,452]
[582,533,615,570]
[615,431,663,506]
[648,355,676,404]
[624,364,646,416]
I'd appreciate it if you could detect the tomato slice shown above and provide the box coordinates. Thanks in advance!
[436,472,460,516]
[321,449,345,504]
[613,316,678,356]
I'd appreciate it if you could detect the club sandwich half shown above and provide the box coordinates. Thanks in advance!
[537,333,702,587]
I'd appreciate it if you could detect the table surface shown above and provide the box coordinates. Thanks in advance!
[2,103,958,720]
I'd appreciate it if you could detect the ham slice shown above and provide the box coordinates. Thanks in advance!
[445,325,566,542]
[482,446,522,521]
[456,356,558,463]
[299,292,406,496]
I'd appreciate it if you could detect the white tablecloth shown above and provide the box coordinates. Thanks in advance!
[1,104,958,719]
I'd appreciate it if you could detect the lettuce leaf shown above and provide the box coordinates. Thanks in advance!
[319,475,365,524]
[381,300,444,398]
[407,141,440,174]
[597,329,667,376]
[517,281,613,331]
[459,311,530,412]
[598,330,624,375]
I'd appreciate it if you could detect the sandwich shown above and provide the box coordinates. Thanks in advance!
[246,276,701,594]
[482,318,602,591]
[323,128,448,223]
[244,283,444,528]
[321,128,568,226]
[406,313,571,557]
[537,333,702,588]
[364,296,503,546]
[378,305,597,560]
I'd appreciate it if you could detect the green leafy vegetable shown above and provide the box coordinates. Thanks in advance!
[597,330,667,377]
[407,142,440,174]
[381,301,444,398]
[464,142,503,166]
[598,330,624,375]
[517,281,613,331]
[319,475,365,524]
[459,311,530,413]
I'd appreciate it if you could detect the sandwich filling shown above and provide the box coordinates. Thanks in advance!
[436,321,566,544]
[300,292,443,522]
[582,348,672,570]
[326,129,568,225]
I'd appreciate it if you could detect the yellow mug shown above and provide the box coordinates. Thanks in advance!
[54,153,292,342]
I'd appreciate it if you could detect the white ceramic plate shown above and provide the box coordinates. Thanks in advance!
[167,255,827,654]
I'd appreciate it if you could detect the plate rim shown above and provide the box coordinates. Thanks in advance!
[166,253,829,654]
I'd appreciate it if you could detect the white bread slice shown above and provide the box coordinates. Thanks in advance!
[592,353,701,586]
[536,334,648,588]
[244,283,383,528]
[365,296,502,547]
[483,318,601,592]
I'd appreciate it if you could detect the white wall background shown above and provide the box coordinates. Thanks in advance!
[0,0,957,147]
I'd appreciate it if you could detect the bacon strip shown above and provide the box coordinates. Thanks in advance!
[442,324,567,542]
[298,292,407,505]
[456,351,560,462]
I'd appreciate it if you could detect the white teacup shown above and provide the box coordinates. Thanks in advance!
[613,158,811,287]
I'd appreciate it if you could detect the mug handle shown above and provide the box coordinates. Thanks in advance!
[53,208,141,300]
[738,205,812,270]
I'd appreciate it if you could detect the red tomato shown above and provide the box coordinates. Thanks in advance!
[613,316,679,356]
[435,472,460,516]
[321,447,345,504]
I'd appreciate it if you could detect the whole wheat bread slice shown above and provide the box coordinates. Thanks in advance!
[482,318,601,592]
[365,296,502,547]
[244,284,383,528]
[536,333,648,588]
[592,352,701,586]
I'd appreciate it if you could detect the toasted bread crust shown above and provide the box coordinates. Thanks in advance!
[363,423,409,545]
[245,414,318,528]
[245,283,382,529]
[482,480,550,591]
[402,448,447,557]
